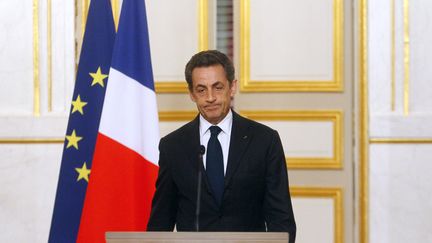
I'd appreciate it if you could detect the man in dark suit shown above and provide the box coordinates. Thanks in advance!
[147,50,296,242]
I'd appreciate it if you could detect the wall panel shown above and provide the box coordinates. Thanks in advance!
[0,1,34,114]
[369,144,432,242]
[0,144,62,243]
[291,187,343,243]
[368,0,432,242]
[147,0,210,92]
[240,0,343,92]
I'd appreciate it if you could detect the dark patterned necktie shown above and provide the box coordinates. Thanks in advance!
[206,126,224,205]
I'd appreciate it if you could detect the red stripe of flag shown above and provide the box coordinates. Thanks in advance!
[77,133,158,242]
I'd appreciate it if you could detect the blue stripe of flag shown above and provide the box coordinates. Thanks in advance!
[48,0,115,242]
[110,0,155,91]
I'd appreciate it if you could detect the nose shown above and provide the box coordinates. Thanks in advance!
[206,90,216,102]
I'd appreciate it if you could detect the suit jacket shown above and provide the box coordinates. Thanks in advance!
[147,111,296,242]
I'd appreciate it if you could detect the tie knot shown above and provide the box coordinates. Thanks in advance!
[209,126,222,136]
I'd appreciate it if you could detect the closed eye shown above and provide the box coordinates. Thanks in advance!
[214,84,224,91]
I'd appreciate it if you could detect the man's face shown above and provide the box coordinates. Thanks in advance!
[189,64,237,125]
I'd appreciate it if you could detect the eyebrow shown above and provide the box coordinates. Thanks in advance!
[212,81,224,87]
[194,81,224,89]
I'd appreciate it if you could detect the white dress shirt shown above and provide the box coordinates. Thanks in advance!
[199,110,233,175]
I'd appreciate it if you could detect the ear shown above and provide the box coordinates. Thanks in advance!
[230,79,238,97]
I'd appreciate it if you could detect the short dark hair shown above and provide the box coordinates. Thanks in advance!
[184,50,235,91]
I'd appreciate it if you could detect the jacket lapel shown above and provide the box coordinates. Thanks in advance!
[183,115,201,172]
[224,112,252,189]
[184,115,215,200]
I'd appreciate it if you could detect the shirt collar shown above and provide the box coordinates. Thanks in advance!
[199,110,233,136]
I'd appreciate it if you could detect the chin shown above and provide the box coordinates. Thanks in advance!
[204,113,222,124]
[206,116,220,123]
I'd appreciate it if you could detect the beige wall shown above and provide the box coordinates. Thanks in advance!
[2,0,430,243]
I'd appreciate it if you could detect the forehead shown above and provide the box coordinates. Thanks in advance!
[191,64,228,86]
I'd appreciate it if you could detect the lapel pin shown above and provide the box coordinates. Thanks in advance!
[243,135,248,139]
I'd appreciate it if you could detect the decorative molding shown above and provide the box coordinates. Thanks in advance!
[154,0,209,93]
[82,0,89,35]
[403,0,410,115]
[240,110,343,170]
[48,0,53,112]
[359,0,369,242]
[391,0,395,111]
[33,0,41,116]
[112,0,119,30]
[291,187,344,243]
[198,0,209,51]
[155,82,189,93]
[370,138,432,144]
[239,0,344,92]
[159,111,197,121]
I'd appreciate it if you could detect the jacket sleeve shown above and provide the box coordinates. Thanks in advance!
[147,137,177,231]
[263,130,297,243]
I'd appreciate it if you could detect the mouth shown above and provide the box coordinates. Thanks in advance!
[204,105,220,111]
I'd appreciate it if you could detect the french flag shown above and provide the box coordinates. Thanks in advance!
[77,0,159,242]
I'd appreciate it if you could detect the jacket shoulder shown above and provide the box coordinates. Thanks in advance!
[235,113,277,136]
[160,118,198,144]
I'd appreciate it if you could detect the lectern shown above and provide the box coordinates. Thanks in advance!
[106,232,289,243]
